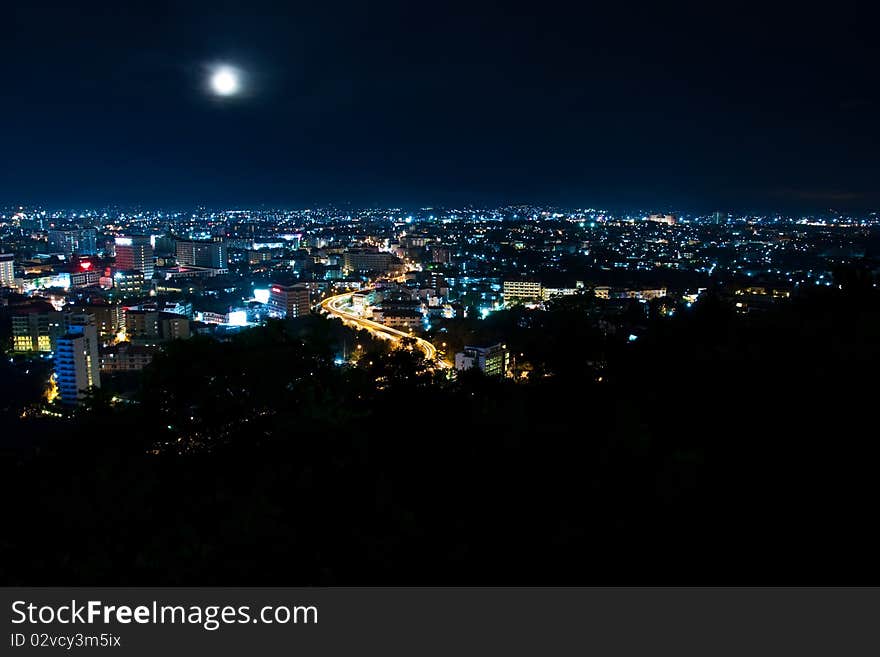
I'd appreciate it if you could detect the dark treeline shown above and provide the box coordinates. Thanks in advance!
[2,275,879,584]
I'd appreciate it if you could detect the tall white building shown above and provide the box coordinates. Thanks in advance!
[0,253,14,287]
[55,323,101,405]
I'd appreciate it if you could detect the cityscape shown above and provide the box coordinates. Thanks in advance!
[3,205,876,411]
[2,204,878,582]
[2,1,879,586]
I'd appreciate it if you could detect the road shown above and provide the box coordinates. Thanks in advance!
[319,289,447,366]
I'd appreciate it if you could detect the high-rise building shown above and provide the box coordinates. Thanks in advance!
[10,309,104,353]
[0,252,14,287]
[115,236,154,279]
[503,280,542,303]
[454,343,510,377]
[65,302,123,341]
[77,228,97,255]
[176,239,228,269]
[124,310,160,340]
[48,229,78,255]
[48,228,97,256]
[12,308,63,352]
[54,322,101,405]
[268,282,311,319]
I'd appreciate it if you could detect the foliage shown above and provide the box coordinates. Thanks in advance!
[3,287,880,583]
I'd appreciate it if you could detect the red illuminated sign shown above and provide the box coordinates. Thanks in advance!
[80,261,92,271]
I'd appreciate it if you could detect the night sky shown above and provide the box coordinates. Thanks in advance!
[3,1,877,212]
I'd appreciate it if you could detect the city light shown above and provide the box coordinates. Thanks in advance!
[227,310,248,326]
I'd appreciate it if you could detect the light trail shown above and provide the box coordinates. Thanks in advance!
[320,289,449,367]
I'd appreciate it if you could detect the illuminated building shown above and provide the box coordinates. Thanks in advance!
[268,282,311,319]
[352,289,382,312]
[399,235,428,248]
[342,249,404,274]
[55,323,101,405]
[159,265,219,281]
[647,213,677,225]
[162,315,191,340]
[123,309,191,345]
[541,287,579,300]
[12,309,63,353]
[100,342,159,372]
[17,272,71,292]
[175,239,228,269]
[48,228,97,256]
[429,245,453,264]
[247,249,273,265]
[114,270,145,295]
[65,302,124,341]
[370,308,422,330]
[135,300,193,318]
[70,261,102,288]
[593,286,667,300]
[454,343,510,377]
[503,280,542,303]
[0,253,14,287]
[114,236,154,278]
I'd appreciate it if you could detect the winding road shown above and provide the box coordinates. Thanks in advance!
[319,289,447,365]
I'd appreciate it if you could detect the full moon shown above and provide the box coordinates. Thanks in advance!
[209,66,241,96]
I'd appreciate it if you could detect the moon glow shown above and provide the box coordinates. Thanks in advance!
[209,66,241,96]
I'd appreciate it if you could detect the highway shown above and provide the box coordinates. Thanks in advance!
[319,289,446,366]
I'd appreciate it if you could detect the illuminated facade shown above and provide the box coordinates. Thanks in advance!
[342,250,404,274]
[647,213,677,225]
[48,228,97,256]
[454,343,510,377]
[114,270,145,295]
[65,303,123,341]
[11,311,63,352]
[55,323,101,405]
[371,308,422,330]
[115,236,154,278]
[175,239,228,269]
[503,280,542,303]
[268,282,311,318]
[0,253,14,287]
[100,342,158,372]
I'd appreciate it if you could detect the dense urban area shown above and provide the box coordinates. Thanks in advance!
[2,205,879,583]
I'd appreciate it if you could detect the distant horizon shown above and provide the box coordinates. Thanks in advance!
[3,199,878,218]
[5,3,878,221]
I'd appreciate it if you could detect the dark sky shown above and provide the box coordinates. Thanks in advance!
[2,1,878,212]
